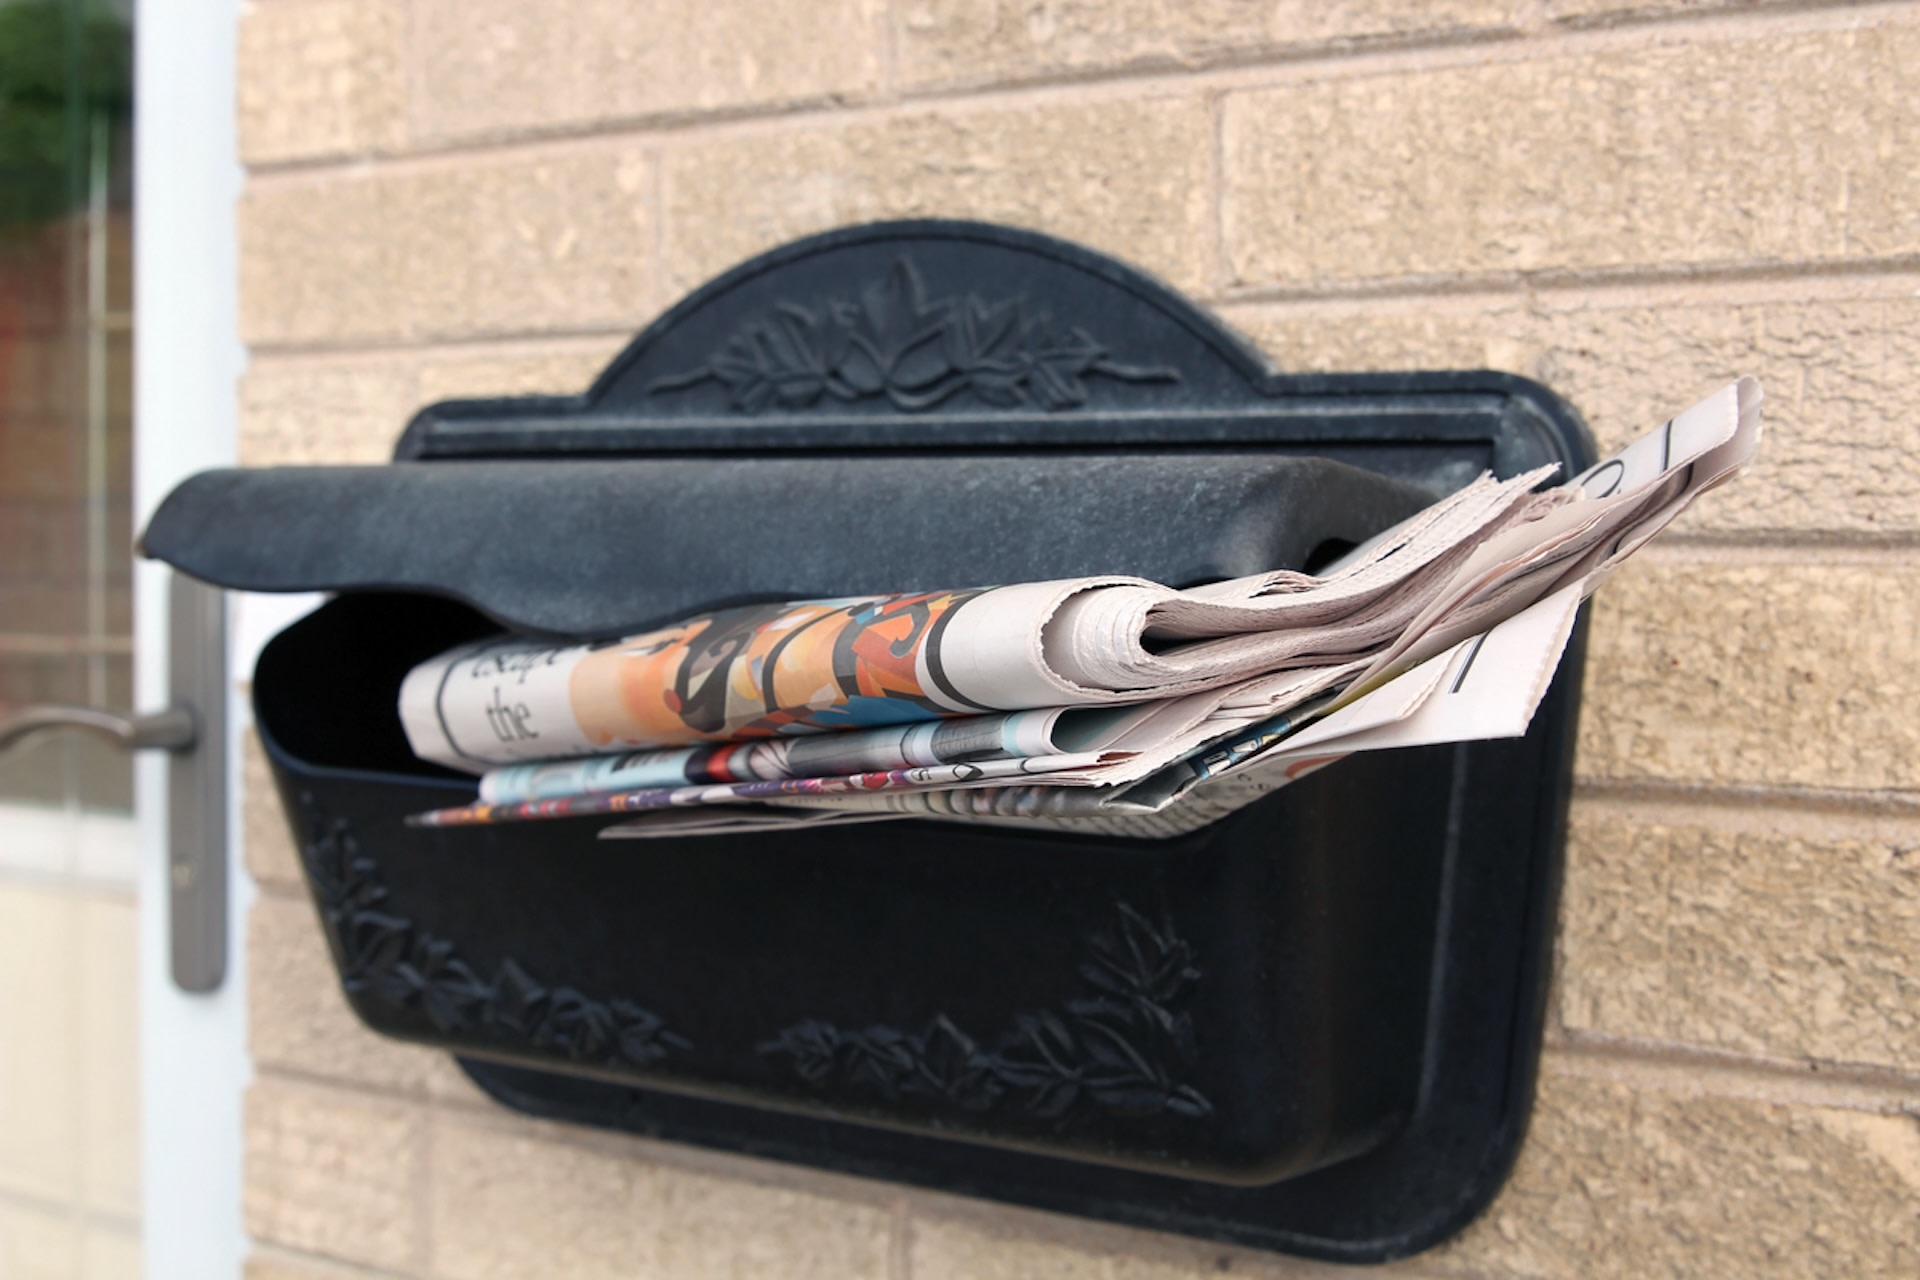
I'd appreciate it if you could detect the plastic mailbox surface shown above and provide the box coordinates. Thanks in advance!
[141,221,1593,1262]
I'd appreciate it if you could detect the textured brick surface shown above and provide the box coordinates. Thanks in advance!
[1559,806,1920,1068]
[244,1079,423,1271]
[409,340,625,407]
[225,2,1920,1275]
[1223,26,1920,290]
[1577,561,1920,790]
[1434,1064,1920,1277]
[246,1248,396,1280]
[894,0,1521,89]
[238,0,405,164]
[1529,293,1920,537]
[1222,299,1525,377]
[240,341,622,466]
[428,1119,893,1280]
[661,96,1213,300]
[1548,0,1776,23]
[409,0,884,144]
[1227,288,1920,537]
[241,151,650,347]
[239,359,417,466]
[249,892,455,1096]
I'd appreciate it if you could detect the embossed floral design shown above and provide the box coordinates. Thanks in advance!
[299,798,690,1068]
[394,935,490,1032]
[759,903,1211,1122]
[650,258,1179,413]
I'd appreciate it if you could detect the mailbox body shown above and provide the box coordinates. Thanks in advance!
[143,221,1593,1261]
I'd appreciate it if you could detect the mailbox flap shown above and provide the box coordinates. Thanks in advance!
[139,454,1432,638]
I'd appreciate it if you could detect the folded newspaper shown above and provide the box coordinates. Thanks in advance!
[396,379,1763,839]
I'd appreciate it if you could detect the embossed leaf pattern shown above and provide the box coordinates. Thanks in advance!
[758,1020,841,1084]
[484,957,546,1033]
[758,1014,1003,1110]
[298,796,1195,1125]
[1079,902,1203,1063]
[651,258,1177,414]
[995,1011,1092,1119]
[761,903,1212,1124]
[305,815,387,915]
[537,988,618,1061]
[611,1000,692,1066]
[396,935,490,1032]
[336,911,411,1001]
[297,794,689,1068]
[841,1025,920,1098]
[1069,1000,1208,1119]
[912,1015,999,1111]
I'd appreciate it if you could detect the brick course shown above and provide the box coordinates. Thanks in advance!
[241,151,651,347]
[658,95,1216,300]
[410,0,886,144]
[1226,282,1920,537]
[1579,558,1920,790]
[1222,24,1920,291]
[238,0,406,164]
[1557,799,1920,1067]
[892,0,1525,90]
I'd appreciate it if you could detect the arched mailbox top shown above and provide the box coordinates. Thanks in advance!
[392,219,1588,482]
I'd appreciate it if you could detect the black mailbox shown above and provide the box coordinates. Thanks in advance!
[142,221,1592,1263]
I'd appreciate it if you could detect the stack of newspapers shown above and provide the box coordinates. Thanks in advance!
[397,379,1762,840]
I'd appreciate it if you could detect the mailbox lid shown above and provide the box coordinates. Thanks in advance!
[140,452,1432,638]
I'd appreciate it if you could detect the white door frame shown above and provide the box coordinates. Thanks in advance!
[134,2,249,1276]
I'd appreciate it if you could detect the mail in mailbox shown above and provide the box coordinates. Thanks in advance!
[395,379,1760,837]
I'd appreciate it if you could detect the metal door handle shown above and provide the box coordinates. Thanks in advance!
[0,704,197,753]
[0,573,227,993]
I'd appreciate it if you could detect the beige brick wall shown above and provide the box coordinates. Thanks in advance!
[235,2,1920,1276]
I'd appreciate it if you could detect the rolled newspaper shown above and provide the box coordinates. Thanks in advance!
[397,463,1556,772]
[474,705,1152,804]
[398,377,1763,830]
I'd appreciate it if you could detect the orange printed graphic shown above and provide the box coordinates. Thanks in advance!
[568,590,987,749]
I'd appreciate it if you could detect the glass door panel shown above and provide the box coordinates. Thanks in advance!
[0,3,141,1275]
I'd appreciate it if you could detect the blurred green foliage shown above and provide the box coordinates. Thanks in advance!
[0,0,131,229]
